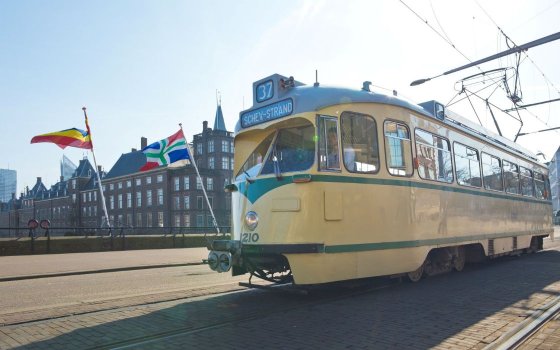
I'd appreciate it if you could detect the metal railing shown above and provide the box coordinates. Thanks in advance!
[0,226,231,239]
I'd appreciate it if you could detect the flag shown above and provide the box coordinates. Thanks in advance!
[31,128,92,149]
[140,129,190,171]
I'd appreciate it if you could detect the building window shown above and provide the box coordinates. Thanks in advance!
[230,141,234,153]
[222,156,229,170]
[127,193,132,208]
[118,194,123,208]
[136,192,142,207]
[208,197,213,209]
[207,216,214,227]
[93,192,97,201]
[136,178,141,186]
[102,185,106,192]
[174,215,181,227]
[110,215,114,225]
[126,180,132,188]
[93,206,97,216]
[157,174,163,183]
[88,192,92,202]
[222,140,229,152]
[72,179,76,189]
[384,121,413,176]
[503,160,520,194]
[184,176,189,190]
[196,214,203,227]
[82,193,87,203]
[136,213,142,227]
[158,212,164,227]
[197,196,203,209]
[184,214,190,227]
[146,212,152,227]
[207,178,213,191]
[110,195,114,210]
[208,156,215,169]
[482,153,503,191]
[184,195,190,209]
[157,188,164,205]
[173,177,180,191]
[146,190,152,206]
[127,213,132,226]
[197,177,203,190]
[118,214,123,226]
[146,176,151,185]
[415,129,453,183]
[173,196,180,210]
[453,143,481,187]
[197,143,203,155]
[208,140,214,153]
[230,158,234,171]
[118,182,123,189]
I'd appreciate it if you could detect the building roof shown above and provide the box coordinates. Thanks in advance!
[104,151,146,179]
[73,158,95,178]
[214,104,227,131]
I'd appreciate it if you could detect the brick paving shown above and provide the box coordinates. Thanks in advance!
[0,245,559,349]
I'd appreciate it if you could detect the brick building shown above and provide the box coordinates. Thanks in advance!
[0,103,233,236]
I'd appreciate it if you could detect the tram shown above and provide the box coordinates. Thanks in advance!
[206,73,553,285]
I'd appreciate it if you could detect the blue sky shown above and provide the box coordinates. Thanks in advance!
[1,0,559,195]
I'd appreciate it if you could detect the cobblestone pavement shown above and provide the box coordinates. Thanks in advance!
[1,247,559,349]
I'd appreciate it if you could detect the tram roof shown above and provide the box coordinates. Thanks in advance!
[236,76,540,163]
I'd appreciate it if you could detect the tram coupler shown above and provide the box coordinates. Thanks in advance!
[207,240,242,273]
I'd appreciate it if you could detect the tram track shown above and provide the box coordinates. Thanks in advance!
[484,295,560,350]
[92,279,398,350]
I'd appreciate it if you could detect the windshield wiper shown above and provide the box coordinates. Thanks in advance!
[272,148,283,180]
[243,170,255,184]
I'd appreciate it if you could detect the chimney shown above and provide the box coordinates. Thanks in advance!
[37,177,42,184]
[203,121,208,132]
[141,137,147,149]
[97,165,102,174]
[11,193,15,200]
[60,176,64,182]
[132,148,137,152]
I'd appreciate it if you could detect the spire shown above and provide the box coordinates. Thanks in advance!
[213,91,227,131]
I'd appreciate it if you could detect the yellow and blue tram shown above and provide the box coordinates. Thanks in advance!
[207,74,553,285]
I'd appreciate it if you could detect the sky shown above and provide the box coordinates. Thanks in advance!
[1,0,559,196]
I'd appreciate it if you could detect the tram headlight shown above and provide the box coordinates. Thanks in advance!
[245,211,259,231]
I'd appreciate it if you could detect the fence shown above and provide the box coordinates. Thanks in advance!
[0,226,231,239]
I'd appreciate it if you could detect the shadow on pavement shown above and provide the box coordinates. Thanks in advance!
[11,250,560,350]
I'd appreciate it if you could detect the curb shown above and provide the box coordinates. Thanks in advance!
[0,262,205,282]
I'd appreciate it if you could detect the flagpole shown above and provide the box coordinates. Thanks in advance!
[179,123,220,236]
[82,107,112,234]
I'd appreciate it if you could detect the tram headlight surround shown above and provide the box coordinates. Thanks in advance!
[245,211,259,231]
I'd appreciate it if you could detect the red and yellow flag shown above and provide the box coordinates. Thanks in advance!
[30,128,92,149]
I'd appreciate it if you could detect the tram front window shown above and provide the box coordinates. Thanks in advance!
[261,124,315,175]
[235,133,275,181]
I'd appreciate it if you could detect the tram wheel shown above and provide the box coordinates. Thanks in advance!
[407,262,424,282]
[453,247,466,272]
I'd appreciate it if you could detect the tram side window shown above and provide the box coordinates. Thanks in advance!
[481,153,503,191]
[414,129,453,183]
[235,133,275,181]
[534,172,546,199]
[519,166,534,197]
[453,143,481,187]
[503,160,520,194]
[544,175,552,200]
[384,121,413,176]
[340,112,379,173]
[318,116,340,171]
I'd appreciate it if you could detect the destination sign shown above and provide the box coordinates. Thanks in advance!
[240,98,293,128]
